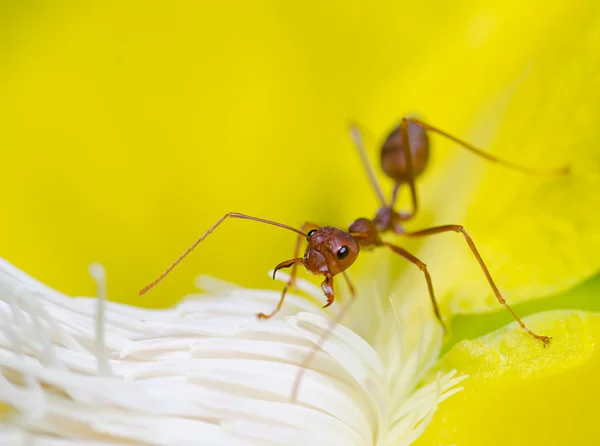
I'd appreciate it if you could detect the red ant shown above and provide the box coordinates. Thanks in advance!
[139,116,567,400]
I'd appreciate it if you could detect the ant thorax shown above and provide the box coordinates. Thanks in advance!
[347,217,383,249]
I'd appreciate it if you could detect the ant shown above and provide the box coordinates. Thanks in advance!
[139,116,567,400]
[345,117,567,332]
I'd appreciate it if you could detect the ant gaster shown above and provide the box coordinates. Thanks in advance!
[139,116,567,401]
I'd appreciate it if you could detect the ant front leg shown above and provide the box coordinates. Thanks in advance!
[257,258,304,320]
[257,221,320,320]
[288,222,320,291]
[403,224,551,345]
[383,242,446,330]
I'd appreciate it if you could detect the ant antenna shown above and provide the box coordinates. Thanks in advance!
[139,213,308,296]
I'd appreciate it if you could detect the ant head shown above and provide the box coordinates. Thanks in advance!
[381,120,430,184]
[304,226,359,276]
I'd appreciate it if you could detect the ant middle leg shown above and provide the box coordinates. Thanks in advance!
[257,221,320,320]
[383,242,445,330]
[403,224,551,345]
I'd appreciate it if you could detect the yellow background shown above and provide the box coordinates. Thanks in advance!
[1,0,598,315]
[3,2,600,445]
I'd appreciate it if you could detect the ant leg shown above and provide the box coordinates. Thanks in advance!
[139,212,308,296]
[349,124,387,207]
[257,258,304,319]
[383,242,446,330]
[291,273,356,402]
[390,115,570,225]
[402,116,569,175]
[258,222,319,320]
[289,222,320,290]
[403,224,551,345]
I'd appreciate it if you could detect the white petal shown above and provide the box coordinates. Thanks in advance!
[0,258,464,445]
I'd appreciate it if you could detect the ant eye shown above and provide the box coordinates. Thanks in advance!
[307,229,317,237]
[337,246,350,260]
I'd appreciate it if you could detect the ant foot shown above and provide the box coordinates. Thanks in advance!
[439,319,449,335]
[536,334,552,347]
[256,312,271,320]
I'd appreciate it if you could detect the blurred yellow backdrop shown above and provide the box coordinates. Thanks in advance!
[0,0,597,312]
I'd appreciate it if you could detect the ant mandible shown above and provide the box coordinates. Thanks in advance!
[139,116,567,400]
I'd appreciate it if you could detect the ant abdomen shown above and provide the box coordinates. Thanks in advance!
[381,120,430,184]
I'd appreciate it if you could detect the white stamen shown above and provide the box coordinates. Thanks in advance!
[88,263,114,377]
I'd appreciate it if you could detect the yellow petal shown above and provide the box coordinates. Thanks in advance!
[449,273,600,342]
[416,310,600,445]
[394,3,600,314]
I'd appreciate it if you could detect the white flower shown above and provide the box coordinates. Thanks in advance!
[0,256,465,445]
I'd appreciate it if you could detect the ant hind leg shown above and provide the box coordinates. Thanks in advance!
[403,224,551,345]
